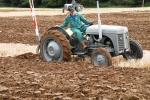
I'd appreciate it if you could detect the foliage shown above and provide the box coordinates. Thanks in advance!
[0,0,149,7]
[110,0,142,6]
[42,0,63,7]
[80,0,96,7]
[145,2,150,7]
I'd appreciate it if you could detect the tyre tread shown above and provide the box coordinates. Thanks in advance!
[40,30,71,61]
[91,48,112,66]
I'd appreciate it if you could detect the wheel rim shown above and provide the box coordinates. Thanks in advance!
[42,37,62,61]
[92,52,107,66]
[125,44,137,59]
[78,6,81,11]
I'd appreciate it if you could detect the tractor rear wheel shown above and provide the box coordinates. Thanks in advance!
[91,48,112,66]
[40,30,71,62]
[123,40,143,60]
[75,4,83,12]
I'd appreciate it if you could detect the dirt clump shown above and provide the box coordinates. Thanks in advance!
[0,10,150,99]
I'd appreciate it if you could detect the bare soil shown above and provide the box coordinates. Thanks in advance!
[0,8,150,100]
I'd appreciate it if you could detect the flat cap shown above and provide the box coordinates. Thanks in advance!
[68,6,75,12]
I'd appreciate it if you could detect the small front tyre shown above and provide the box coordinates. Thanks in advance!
[91,48,112,66]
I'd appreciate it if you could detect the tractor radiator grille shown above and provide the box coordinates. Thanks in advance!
[118,34,125,50]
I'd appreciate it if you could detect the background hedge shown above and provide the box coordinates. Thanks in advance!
[0,0,149,8]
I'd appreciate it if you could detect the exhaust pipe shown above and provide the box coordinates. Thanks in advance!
[97,0,102,41]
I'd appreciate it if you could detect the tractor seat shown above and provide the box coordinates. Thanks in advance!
[65,28,86,37]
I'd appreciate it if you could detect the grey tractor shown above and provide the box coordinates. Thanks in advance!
[40,1,143,66]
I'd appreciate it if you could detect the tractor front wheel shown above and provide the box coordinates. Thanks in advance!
[40,30,71,62]
[62,8,65,13]
[91,48,112,66]
[123,40,143,60]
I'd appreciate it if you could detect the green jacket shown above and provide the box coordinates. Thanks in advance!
[59,12,92,29]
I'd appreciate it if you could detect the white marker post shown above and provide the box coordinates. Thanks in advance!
[142,0,144,7]
[29,0,40,54]
[97,0,102,41]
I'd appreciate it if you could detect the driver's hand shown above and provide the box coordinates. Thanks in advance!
[91,21,96,25]
[89,21,94,25]
[55,25,59,27]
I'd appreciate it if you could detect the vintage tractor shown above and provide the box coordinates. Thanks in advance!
[62,0,84,13]
[39,1,143,66]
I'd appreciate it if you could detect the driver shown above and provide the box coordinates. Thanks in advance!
[72,0,76,9]
[58,6,93,50]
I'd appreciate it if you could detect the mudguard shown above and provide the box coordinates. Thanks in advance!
[48,27,72,41]
[47,27,77,47]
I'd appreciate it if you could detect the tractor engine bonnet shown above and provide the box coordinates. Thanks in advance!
[86,25,128,35]
[64,4,73,10]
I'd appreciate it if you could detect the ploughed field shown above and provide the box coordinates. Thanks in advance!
[0,9,150,99]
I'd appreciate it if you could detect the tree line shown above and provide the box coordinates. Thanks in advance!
[0,0,149,7]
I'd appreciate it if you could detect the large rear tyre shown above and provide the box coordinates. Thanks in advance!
[123,40,143,60]
[75,4,83,12]
[91,48,112,66]
[40,30,71,62]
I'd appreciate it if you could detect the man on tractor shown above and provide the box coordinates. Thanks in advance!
[57,6,93,50]
[72,0,76,9]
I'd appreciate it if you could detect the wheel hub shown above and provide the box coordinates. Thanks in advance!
[96,54,106,65]
[46,41,61,60]
[97,55,104,63]
[48,46,55,56]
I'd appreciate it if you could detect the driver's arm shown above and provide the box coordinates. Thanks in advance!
[80,14,93,25]
[59,16,69,28]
